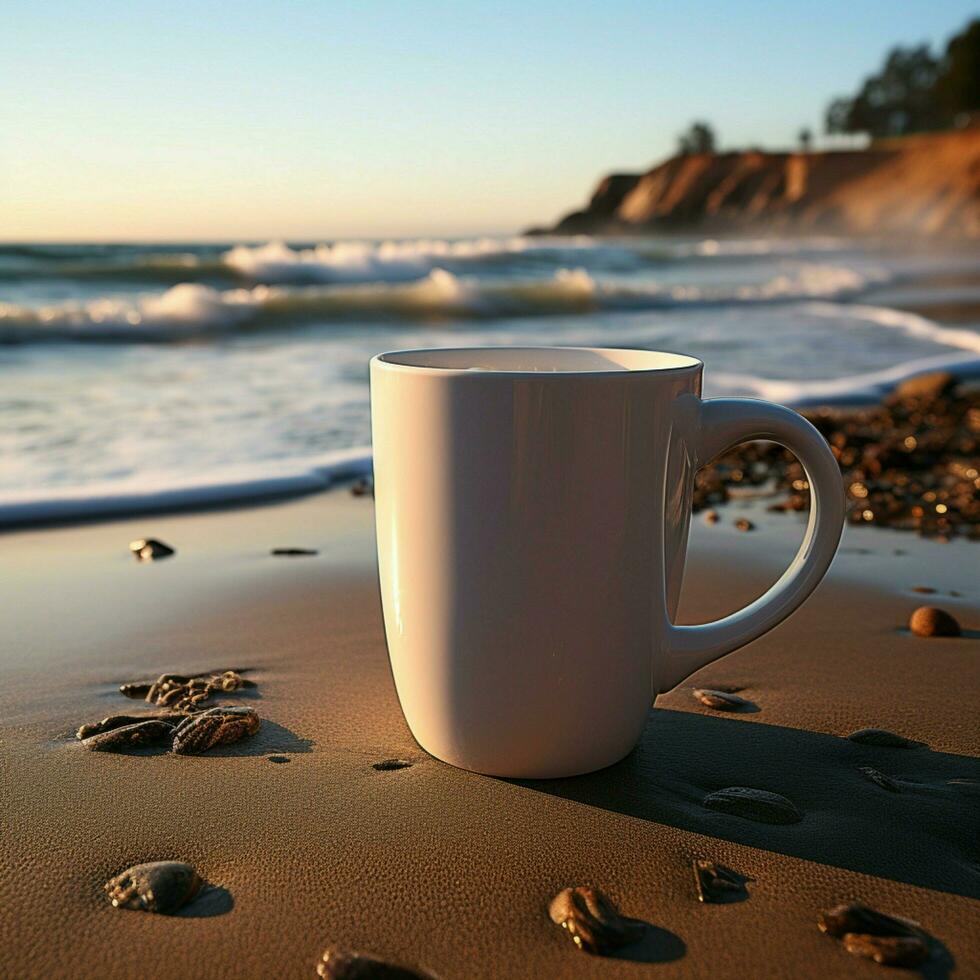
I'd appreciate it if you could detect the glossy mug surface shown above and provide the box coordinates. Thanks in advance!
[370,347,844,778]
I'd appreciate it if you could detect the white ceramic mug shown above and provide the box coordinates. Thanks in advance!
[370,347,844,778]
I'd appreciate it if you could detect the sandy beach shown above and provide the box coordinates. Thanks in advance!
[2,485,977,979]
[4,5,980,977]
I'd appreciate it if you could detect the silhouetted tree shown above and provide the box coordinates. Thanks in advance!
[935,18,980,118]
[825,44,942,137]
[797,127,813,151]
[677,121,716,155]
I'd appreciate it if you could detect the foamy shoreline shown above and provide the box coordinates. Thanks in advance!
[3,235,978,526]
[2,353,979,528]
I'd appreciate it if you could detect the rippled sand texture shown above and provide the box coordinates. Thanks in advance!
[1,488,977,978]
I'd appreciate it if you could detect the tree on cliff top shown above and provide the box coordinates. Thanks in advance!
[825,45,942,137]
[935,18,980,118]
[677,121,716,155]
[826,17,979,137]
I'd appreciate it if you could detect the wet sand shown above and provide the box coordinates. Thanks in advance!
[1,488,978,979]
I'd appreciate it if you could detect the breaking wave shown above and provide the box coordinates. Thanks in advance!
[0,235,876,285]
[0,264,884,342]
[0,236,608,285]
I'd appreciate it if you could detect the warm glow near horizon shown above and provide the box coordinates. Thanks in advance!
[3,0,975,242]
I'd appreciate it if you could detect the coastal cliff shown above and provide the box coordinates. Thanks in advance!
[543,128,980,239]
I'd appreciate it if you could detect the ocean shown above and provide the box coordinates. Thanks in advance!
[2,235,979,523]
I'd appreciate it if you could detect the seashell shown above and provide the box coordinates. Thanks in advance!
[548,885,645,955]
[81,719,176,752]
[817,902,924,940]
[734,518,755,532]
[909,606,961,637]
[172,706,260,755]
[703,509,720,525]
[76,713,180,740]
[145,673,190,704]
[847,728,912,748]
[134,669,251,712]
[841,933,929,967]
[691,859,746,903]
[693,688,751,711]
[105,860,202,914]
[129,538,175,561]
[317,949,429,979]
[215,670,246,692]
[858,766,901,792]
[702,787,802,824]
[119,682,153,699]
[159,685,189,707]
[317,948,431,979]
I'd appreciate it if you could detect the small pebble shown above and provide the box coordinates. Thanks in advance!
[818,903,931,968]
[692,688,751,711]
[734,518,755,532]
[548,886,645,955]
[842,933,929,967]
[172,706,260,755]
[105,861,203,914]
[909,606,961,637]
[271,548,319,556]
[317,948,430,979]
[702,786,802,824]
[76,713,180,741]
[372,759,413,771]
[703,509,719,525]
[350,478,373,497]
[129,538,175,561]
[847,728,912,748]
[911,585,936,594]
[691,859,746,903]
[119,681,153,699]
[858,766,901,792]
[80,719,176,752]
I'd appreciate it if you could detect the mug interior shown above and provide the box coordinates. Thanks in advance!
[375,346,701,374]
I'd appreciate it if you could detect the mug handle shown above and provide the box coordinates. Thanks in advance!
[658,397,845,693]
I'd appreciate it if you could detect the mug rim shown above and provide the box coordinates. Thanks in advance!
[372,346,704,377]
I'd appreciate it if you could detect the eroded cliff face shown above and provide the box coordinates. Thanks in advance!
[547,129,980,239]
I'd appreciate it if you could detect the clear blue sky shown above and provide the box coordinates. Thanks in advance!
[2,0,975,241]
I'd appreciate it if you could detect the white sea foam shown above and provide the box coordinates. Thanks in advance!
[4,345,977,527]
[6,233,977,526]
[0,447,373,527]
[221,236,602,283]
[0,283,260,339]
[804,301,980,353]
[712,352,980,405]
[0,264,885,341]
[690,236,850,257]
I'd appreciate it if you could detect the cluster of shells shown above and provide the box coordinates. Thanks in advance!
[818,902,932,967]
[547,885,934,969]
[77,670,260,754]
[121,669,251,712]
[694,371,979,539]
[100,862,934,973]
